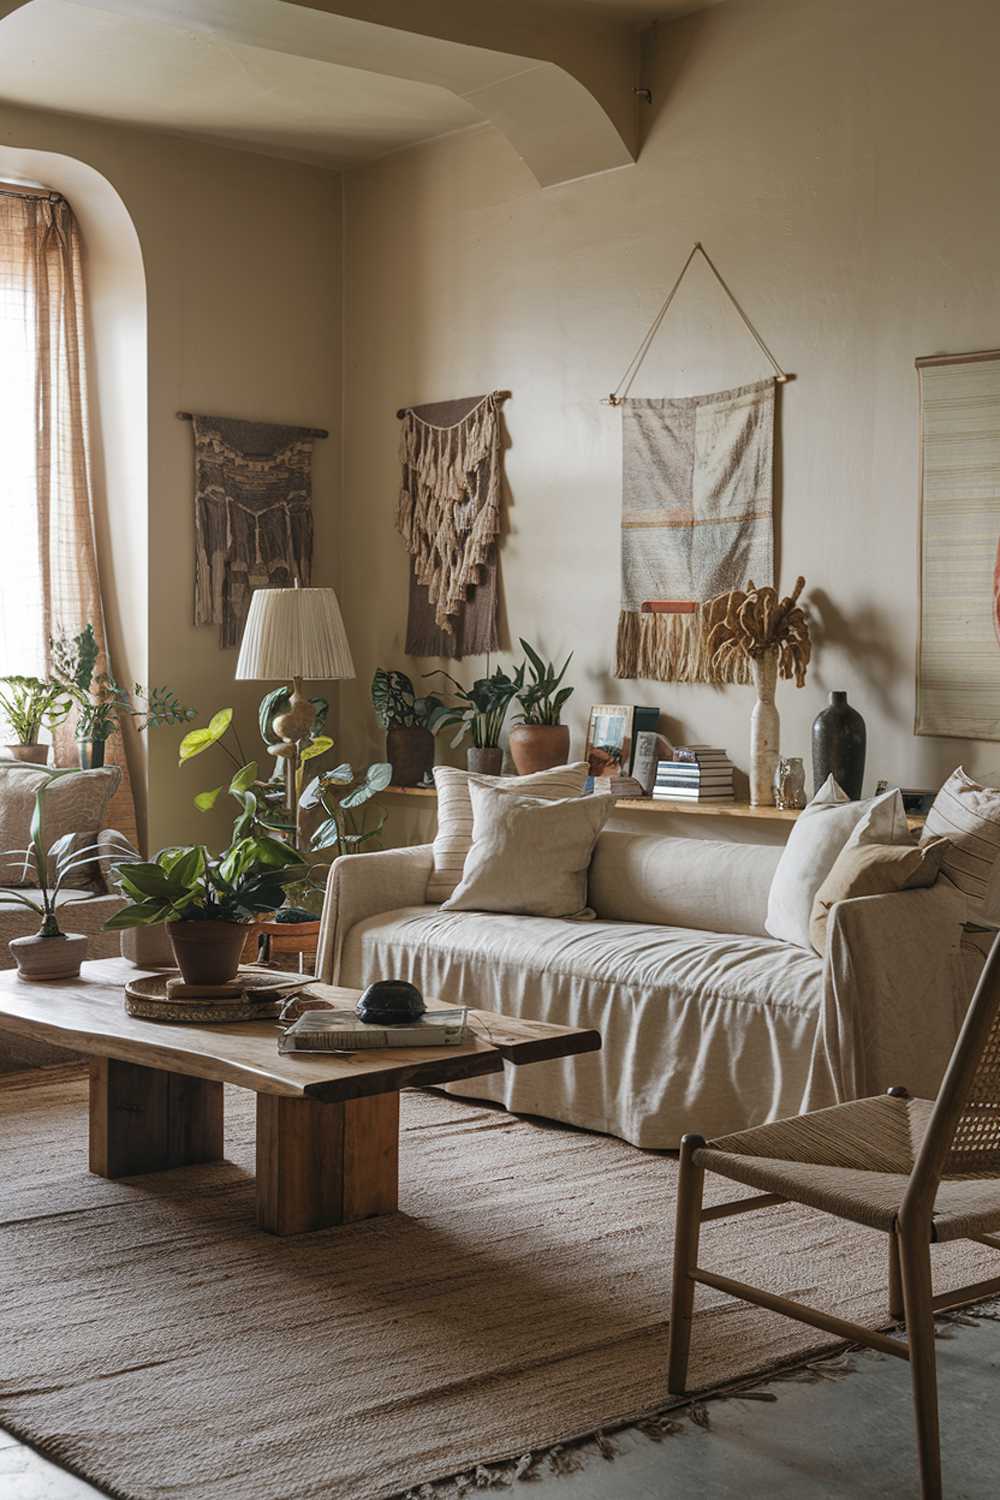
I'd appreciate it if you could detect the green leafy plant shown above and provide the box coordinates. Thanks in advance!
[514,640,574,726]
[300,760,392,857]
[0,769,133,937]
[426,663,526,749]
[106,833,306,930]
[0,676,67,745]
[371,669,449,732]
[51,625,195,743]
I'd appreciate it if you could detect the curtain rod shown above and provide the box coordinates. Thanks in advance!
[176,411,329,439]
[0,184,64,203]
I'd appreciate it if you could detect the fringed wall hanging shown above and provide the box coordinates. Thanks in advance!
[396,391,509,658]
[603,243,789,685]
[183,412,327,648]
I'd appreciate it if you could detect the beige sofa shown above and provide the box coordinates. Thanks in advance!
[315,830,980,1148]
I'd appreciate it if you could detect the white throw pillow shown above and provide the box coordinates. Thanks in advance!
[921,767,1000,919]
[765,776,911,949]
[441,784,614,919]
[427,761,588,903]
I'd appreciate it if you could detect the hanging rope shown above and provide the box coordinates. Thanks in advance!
[603,242,788,405]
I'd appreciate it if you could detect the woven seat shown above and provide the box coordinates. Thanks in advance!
[668,934,1000,1499]
[698,1095,1000,1239]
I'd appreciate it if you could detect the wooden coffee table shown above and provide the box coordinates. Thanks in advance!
[0,958,600,1235]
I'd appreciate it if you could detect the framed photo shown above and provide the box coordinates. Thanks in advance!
[585,704,635,778]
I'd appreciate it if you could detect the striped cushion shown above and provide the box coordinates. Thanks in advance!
[426,762,589,903]
[921,767,1000,918]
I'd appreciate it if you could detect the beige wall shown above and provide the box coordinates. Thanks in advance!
[339,0,1000,841]
[0,103,342,850]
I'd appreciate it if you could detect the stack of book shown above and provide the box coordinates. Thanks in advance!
[653,747,735,803]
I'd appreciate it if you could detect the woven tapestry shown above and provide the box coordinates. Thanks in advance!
[397,393,503,658]
[916,351,1000,739]
[615,379,775,683]
[193,415,315,648]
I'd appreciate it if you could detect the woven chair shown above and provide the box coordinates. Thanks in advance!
[667,932,1000,1499]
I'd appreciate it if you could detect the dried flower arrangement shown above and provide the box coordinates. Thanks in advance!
[704,576,812,686]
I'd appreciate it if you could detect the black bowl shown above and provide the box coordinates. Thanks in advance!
[355,980,426,1025]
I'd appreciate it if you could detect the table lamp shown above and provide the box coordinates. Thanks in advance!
[235,583,355,821]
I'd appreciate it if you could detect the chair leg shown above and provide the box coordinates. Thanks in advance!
[667,1133,706,1395]
[898,1219,942,1500]
[888,1226,904,1321]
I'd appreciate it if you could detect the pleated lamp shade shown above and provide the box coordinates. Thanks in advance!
[235,587,355,682]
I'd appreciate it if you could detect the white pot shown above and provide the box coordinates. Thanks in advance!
[10,932,88,980]
[749,651,780,807]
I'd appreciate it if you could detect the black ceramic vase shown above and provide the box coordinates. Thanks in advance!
[811,691,866,800]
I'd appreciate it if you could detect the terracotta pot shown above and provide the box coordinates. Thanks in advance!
[168,920,247,987]
[467,746,503,776]
[508,724,571,775]
[10,931,88,980]
[387,726,434,786]
[3,744,49,765]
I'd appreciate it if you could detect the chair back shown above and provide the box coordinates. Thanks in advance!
[903,932,1000,1218]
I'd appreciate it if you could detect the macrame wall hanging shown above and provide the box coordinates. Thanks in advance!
[183,412,326,648]
[604,242,789,685]
[396,391,509,658]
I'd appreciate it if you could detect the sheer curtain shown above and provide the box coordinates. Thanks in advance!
[0,187,136,840]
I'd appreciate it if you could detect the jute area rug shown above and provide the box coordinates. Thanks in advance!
[2,1066,997,1500]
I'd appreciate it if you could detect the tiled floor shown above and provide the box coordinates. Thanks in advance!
[3,1315,998,1498]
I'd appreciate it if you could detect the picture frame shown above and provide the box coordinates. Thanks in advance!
[585,704,635,778]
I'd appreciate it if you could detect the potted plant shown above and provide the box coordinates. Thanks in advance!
[0,676,67,765]
[371,669,449,786]
[106,763,307,986]
[426,662,525,775]
[0,771,133,979]
[508,639,575,774]
[51,624,195,768]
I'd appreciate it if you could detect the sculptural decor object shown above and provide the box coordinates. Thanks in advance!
[812,691,866,800]
[773,755,807,810]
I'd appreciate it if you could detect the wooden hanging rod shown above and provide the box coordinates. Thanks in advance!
[396,390,511,419]
[176,411,329,439]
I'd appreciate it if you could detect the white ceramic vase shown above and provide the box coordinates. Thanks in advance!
[750,650,780,807]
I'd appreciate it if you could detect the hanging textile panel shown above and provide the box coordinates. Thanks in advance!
[916,351,1000,739]
[193,415,315,648]
[615,379,775,684]
[397,393,503,658]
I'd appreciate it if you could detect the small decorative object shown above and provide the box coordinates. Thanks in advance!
[372,669,449,786]
[0,773,133,980]
[773,756,807,810]
[396,392,508,656]
[0,676,65,764]
[508,639,574,775]
[355,979,426,1025]
[50,624,194,769]
[812,691,866,800]
[190,412,324,648]
[705,576,812,806]
[425,662,525,776]
[235,583,356,827]
[105,788,307,986]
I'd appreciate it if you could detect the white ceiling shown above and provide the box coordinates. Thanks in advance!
[0,0,482,167]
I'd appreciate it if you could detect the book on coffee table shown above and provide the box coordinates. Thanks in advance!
[279,1007,469,1054]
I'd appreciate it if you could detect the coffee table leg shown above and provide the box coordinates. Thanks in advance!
[255,1092,400,1236]
[89,1058,225,1179]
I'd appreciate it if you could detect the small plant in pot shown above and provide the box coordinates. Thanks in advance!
[425,662,525,775]
[508,640,574,774]
[106,763,307,987]
[0,772,133,979]
[51,624,195,769]
[371,669,449,786]
[0,676,67,765]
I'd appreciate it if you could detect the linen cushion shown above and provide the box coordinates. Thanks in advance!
[920,767,1000,919]
[589,831,781,938]
[765,776,910,949]
[0,764,121,888]
[808,835,948,955]
[427,761,588,903]
[441,785,614,918]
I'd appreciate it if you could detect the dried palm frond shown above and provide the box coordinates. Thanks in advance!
[705,576,811,687]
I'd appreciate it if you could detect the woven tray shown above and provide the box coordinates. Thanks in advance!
[123,970,301,1024]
